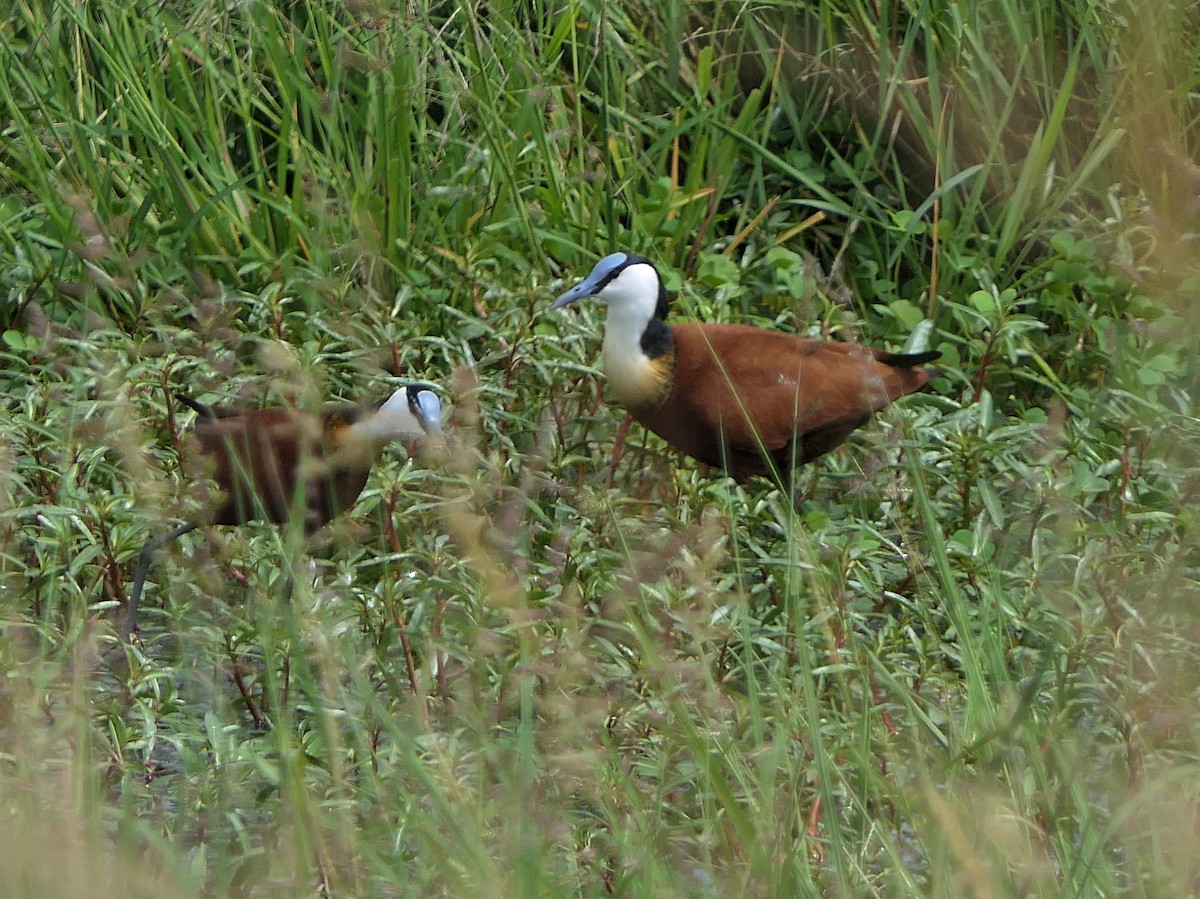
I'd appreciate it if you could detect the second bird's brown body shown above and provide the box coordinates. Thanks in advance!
[191,404,380,530]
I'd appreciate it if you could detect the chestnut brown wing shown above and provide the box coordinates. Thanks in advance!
[668,323,934,477]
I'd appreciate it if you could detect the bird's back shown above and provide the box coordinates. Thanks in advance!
[191,408,369,529]
[639,323,934,481]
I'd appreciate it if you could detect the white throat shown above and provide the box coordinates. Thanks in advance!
[597,262,659,377]
[596,263,667,405]
[354,388,425,443]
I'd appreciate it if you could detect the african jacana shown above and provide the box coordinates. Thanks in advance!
[551,253,939,483]
[122,383,443,639]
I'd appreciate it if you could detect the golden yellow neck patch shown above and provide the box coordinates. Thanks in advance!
[603,342,675,410]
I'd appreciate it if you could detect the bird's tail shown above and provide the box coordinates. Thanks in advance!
[879,350,941,368]
[175,393,215,419]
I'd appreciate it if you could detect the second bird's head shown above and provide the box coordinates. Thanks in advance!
[352,383,444,443]
[551,253,669,325]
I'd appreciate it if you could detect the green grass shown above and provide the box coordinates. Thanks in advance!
[2,0,1199,895]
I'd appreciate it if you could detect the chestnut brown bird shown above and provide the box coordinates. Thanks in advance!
[122,383,443,639]
[551,253,938,483]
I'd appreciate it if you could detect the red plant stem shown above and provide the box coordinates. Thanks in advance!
[383,491,426,719]
[605,412,634,489]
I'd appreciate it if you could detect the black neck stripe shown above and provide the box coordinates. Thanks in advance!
[640,317,673,360]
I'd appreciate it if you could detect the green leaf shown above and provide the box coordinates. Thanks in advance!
[889,299,926,329]
[696,254,741,289]
[765,246,802,270]
[2,330,38,353]
[969,290,996,314]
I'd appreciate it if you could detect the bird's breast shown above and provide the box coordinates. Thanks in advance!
[601,338,675,410]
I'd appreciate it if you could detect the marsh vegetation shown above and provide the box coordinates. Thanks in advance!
[2,1,1199,895]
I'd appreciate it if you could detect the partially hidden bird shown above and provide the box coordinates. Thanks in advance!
[122,383,443,639]
[551,252,939,484]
